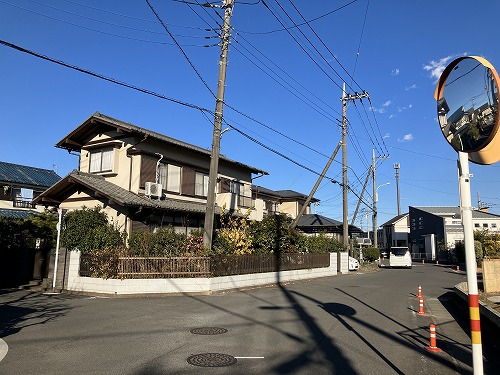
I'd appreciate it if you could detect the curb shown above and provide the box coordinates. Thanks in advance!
[454,282,500,330]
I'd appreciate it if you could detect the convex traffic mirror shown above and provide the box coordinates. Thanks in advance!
[435,56,500,164]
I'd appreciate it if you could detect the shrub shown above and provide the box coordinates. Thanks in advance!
[128,227,210,257]
[302,233,343,254]
[213,207,253,255]
[248,214,302,254]
[362,247,380,263]
[61,206,126,254]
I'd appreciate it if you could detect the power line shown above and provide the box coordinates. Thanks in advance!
[0,0,210,47]
[146,0,217,98]
[285,0,365,92]
[236,0,359,35]
[0,39,213,113]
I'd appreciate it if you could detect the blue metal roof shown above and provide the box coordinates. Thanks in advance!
[0,161,61,187]
[0,208,39,219]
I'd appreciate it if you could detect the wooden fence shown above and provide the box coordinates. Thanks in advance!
[80,253,330,279]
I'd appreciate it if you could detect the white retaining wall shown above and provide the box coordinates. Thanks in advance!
[66,251,347,295]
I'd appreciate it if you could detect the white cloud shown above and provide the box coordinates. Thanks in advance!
[370,106,385,114]
[391,68,400,76]
[398,134,413,142]
[383,133,390,139]
[405,84,417,90]
[423,54,466,82]
[383,100,391,107]
[389,114,396,119]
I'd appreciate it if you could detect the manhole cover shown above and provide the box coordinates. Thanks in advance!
[190,327,228,335]
[186,353,237,367]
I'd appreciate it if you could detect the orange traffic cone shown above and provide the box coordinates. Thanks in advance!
[425,323,443,352]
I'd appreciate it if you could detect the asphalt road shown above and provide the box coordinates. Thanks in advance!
[1,263,499,374]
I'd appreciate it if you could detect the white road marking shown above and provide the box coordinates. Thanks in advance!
[0,338,8,362]
[234,357,265,359]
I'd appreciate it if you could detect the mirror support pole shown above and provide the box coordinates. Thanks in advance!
[458,151,483,375]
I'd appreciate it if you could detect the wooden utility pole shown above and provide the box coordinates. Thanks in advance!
[203,0,234,249]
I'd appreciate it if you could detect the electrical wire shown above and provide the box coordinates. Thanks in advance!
[0,39,213,113]
[236,0,358,35]
[146,0,217,98]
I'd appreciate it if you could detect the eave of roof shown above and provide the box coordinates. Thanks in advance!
[56,112,267,175]
[34,171,211,214]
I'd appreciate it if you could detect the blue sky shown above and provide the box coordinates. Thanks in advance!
[1,0,500,229]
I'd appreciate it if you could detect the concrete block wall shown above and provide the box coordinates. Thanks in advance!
[483,259,500,292]
[65,251,340,295]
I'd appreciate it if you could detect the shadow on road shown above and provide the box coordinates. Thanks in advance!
[0,289,71,338]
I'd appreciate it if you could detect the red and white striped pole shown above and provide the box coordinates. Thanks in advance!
[425,323,442,353]
[458,152,483,374]
[417,285,422,299]
[417,296,425,315]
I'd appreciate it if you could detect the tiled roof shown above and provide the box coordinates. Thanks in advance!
[412,206,500,220]
[34,171,210,214]
[56,112,268,175]
[0,161,61,187]
[297,214,342,227]
[253,185,319,203]
[0,208,39,219]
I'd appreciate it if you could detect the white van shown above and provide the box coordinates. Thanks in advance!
[379,247,412,268]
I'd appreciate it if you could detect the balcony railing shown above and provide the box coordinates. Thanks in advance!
[13,199,36,208]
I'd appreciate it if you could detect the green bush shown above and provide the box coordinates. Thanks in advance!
[128,227,210,257]
[248,214,302,254]
[362,247,380,263]
[303,233,344,254]
[61,206,126,254]
[0,209,58,249]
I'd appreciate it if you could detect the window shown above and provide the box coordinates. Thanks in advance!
[483,223,489,228]
[158,164,181,193]
[167,165,181,193]
[195,172,209,196]
[492,223,497,229]
[474,223,480,228]
[90,149,113,173]
[20,188,33,201]
[239,183,252,207]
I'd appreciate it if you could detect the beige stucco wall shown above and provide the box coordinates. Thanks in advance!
[483,258,500,292]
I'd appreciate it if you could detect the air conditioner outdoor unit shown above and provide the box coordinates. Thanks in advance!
[145,182,162,197]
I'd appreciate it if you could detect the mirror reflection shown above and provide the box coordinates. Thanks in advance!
[437,58,498,152]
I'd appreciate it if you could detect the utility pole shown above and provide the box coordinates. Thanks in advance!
[394,163,401,215]
[341,85,369,253]
[203,0,234,249]
[372,149,377,249]
[372,150,389,249]
[290,141,342,229]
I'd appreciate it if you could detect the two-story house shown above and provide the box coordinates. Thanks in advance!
[409,206,500,260]
[34,112,268,237]
[0,161,61,219]
[381,213,410,250]
[251,185,319,220]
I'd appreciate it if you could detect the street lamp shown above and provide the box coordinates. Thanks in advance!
[373,182,390,249]
[375,182,390,202]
